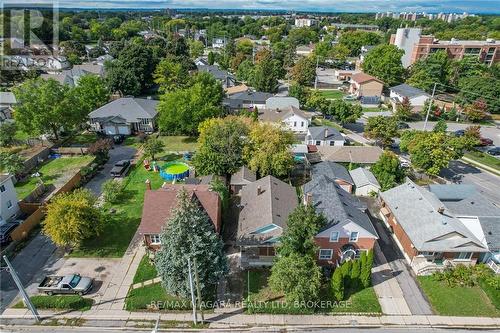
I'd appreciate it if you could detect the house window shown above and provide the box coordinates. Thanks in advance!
[329,141,335,146]
[294,121,297,127]
[455,252,472,260]
[301,121,304,127]
[329,231,339,242]
[0,185,5,192]
[150,234,161,245]
[141,118,149,125]
[349,232,359,242]
[315,140,321,145]
[7,200,12,209]
[319,249,333,260]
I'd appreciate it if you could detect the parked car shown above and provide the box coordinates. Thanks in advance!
[0,221,20,245]
[454,129,465,137]
[478,137,494,146]
[487,147,500,156]
[397,122,410,130]
[112,134,125,144]
[343,95,357,101]
[38,274,93,296]
[110,160,131,177]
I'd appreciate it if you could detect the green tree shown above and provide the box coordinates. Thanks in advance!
[288,84,310,107]
[153,56,190,93]
[330,44,350,62]
[338,31,382,56]
[209,178,230,212]
[155,189,227,299]
[158,72,224,135]
[361,250,374,288]
[0,122,17,147]
[188,39,205,59]
[287,27,319,45]
[362,44,405,87]
[305,90,330,115]
[269,253,322,304]
[193,116,251,177]
[463,99,488,122]
[330,100,363,125]
[236,59,254,82]
[43,189,104,248]
[70,74,110,117]
[278,205,326,257]
[371,151,405,191]
[364,116,398,147]
[243,122,295,177]
[207,51,216,65]
[0,152,24,175]
[249,50,280,93]
[143,137,165,160]
[101,179,124,204]
[350,259,362,290]
[407,51,451,92]
[105,61,141,96]
[331,266,344,301]
[394,97,413,121]
[290,56,316,86]
[433,119,448,133]
[456,75,500,114]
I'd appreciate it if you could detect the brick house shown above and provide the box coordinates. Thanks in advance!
[349,72,384,98]
[138,183,221,251]
[380,180,487,275]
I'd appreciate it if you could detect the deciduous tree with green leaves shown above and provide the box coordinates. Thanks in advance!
[155,189,227,299]
[143,137,165,160]
[371,151,405,191]
[330,100,363,125]
[0,122,17,147]
[43,189,104,248]
[362,44,405,87]
[0,152,24,175]
[153,56,190,93]
[364,116,398,147]
[394,97,413,121]
[290,56,316,86]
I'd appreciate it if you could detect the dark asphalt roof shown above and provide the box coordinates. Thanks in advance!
[312,161,353,184]
[390,84,429,98]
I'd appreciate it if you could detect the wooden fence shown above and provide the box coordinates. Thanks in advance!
[10,206,45,241]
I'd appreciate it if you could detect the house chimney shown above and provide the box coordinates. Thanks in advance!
[437,206,445,214]
[145,179,151,190]
[257,185,262,195]
[304,192,313,205]
[324,128,329,139]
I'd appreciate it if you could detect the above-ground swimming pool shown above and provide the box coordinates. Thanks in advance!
[160,161,190,181]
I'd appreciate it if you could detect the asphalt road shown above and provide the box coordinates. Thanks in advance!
[440,160,500,205]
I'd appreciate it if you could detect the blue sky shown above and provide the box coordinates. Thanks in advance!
[3,0,500,14]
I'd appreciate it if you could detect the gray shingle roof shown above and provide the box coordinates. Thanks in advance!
[349,167,380,189]
[230,166,256,186]
[317,146,383,164]
[0,92,17,105]
[312,161,353,184]
[258,105,312,123]
[307,126,344,142]
[390,84,429,99]
[381,180,487,252]
[89,97,158,122]
[227,90,273,104]
[428,184,477,201]
[265,96,300,110]
[304,174,378,237]
[237,175,298,245]
[197,65,235,81]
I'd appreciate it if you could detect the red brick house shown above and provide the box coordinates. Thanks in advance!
[138,183,221,251]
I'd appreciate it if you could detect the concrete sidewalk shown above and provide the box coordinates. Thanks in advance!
[2,308,500,329]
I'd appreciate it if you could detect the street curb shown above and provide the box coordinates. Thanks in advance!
[461,156,500,177]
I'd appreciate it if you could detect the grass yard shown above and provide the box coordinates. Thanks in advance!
[480,278,500,310]
[133,255,158,284]
[362,107,386,112]
[464,150,500,173]
[311,118,344,132]
[69,161,165,258]
[318,90,344,100]
[418,276,500,317]
[13,295,94,311]
[65,133,98,146]
[158,136,198,152]
[245,270,381,314]
[125,283,191,311]
[15,155,94,199]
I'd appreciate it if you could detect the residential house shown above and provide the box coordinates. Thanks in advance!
[380,180,488,275]
[334,69,360,82]
[265,97,300,110]
[295,18,317,27]
[428,184,500,273]
[41,63,105,87]
[296,44,315,56]
[8,55,71,72]
[258,106,312,133]
[305,126,345,147]
[0,174,20,224]
[212,37,226,49]
[349,167,381,196]
[236,176,298,267]
[316,146,384,164]
[304,175,378,265]
[359,45,376,63]
[194,57,209,66]
[389,83,430,112]
[349,72,384,102]
[0,92,17,123]
[225,84,249,96]
[138,183,221,251]
[223,90,273,112]
[311,161,354,193]
[197,65,236,88]
[230,166,256,194]
[88,97,158,135]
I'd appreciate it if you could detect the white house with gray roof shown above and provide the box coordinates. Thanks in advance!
[89,97,159,135]
[265,96,300,110]
[389,83,430,110]
[349,167,380,196]
[258,105,312,133]
[306,126,345,147]
[380,180,488,275]
[0,174,19,224]
[0,92,17,123]
[428,184,500,273]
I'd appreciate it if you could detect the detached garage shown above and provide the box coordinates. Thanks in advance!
[349,167,381,197]
[89,97,159,135]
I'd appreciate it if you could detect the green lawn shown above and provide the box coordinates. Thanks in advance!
[418,276,500,317]
[158,136,198,152]
[480,278,500,310]
[464,150,500,173]
[15,156,94,199]
[133,255,158,284]
[362,107,386,112]
[311,118,344,132]
[125,283,191,311]
[69,161,165,258]
[245,270,381,314]
[13,295,93,311]
[65,133,98,146]
[318,90,344,100]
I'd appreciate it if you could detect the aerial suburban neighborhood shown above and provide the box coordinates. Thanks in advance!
[0,1,499,332]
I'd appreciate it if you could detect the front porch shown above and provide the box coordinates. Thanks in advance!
[239,246,275,269]
[411,254,477,275]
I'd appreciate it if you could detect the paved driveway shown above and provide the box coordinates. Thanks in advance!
[85,145,137,195]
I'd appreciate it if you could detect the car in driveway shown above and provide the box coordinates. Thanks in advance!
[38,274,93,296]
[110,160,131,177]
[478,137,494,146]
[454,129,465,137]
[397,122,410,130]
[487,147,500,156]
[0,221,20,245]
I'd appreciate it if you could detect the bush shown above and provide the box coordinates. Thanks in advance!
[433,264,490,287]
[14,295,93,311]
[360,250,373,288]
[331,267,344,301]
[101,179,125,203]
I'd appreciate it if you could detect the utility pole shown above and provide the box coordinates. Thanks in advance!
[187,258,197,325]
[2,255,40,323]
[193,257,204,323]
[314,56,320,90]
[423,82,437,131]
